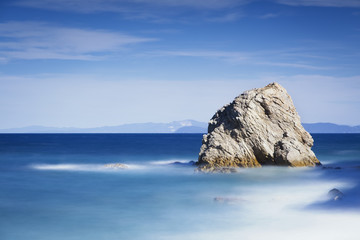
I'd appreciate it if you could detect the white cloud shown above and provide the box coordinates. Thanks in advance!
[148,49,331,70]
[256,61,331,70]
[152,50,248,61]
[259,13,279,19]
[207,13,244,22]
[12,0,251,23]
[0,21,154,61]
[13,0,360,14]
[14,0,127,13]
[136,0,246,9]
[276,0,360,7]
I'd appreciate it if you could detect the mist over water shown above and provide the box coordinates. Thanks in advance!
[1,134,360,240]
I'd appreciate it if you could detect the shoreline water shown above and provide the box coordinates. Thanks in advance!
[1,134,360,240]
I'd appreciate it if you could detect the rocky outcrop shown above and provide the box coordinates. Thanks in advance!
[104,163,128,169]
[328,188,344,201]
[197,82,320,172]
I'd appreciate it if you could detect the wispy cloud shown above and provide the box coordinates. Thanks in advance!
[276,0,360,8]
[0,21,154,61]
[14,0,360,15]
[138,0,247,9]
[152,50,248,61]
[207,13,244,22]
[259,13,279,19]
[13,0,250,13]
[12,0,252,23]
[148,48,333,70]
[13,0,127,13]
[255,61,330,70]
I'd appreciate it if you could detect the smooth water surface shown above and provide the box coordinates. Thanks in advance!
[1,134,360,240]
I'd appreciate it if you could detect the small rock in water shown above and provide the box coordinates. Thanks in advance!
[217,167,238,173]
[172,161,196,166]
[322,166,342,170]
[195,167,237,173]
[214,196,245,204]
[328,188,344,201]
[188,161,196,166]
[104,163,128,169]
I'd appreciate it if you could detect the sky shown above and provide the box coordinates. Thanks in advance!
[0,0,359,128]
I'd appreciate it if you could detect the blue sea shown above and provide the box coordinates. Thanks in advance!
[1,134,360,240]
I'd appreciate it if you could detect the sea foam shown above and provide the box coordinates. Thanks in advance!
[149,159,193,165]
[29,163,144,171]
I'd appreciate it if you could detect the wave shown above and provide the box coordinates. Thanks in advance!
[29,160,195,172]
[166,180,359,240]
[29,163,144,172]
[149,159,194,165]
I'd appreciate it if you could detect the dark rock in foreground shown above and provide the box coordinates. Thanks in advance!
[172,161,196,166]
[328,188,344,201]
[197,82,320,172]
[104,163,128,169]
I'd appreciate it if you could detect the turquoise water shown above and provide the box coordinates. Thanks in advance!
[1,134,360,240]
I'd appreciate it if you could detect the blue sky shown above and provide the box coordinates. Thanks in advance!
[0,0,359,128]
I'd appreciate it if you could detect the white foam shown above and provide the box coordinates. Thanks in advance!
[27,162,360,239]
[29,160,194,173]
[157,178,360,240]
[29,163,143,171]
[150,159,192,165]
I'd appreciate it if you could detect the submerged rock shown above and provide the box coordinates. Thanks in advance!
[172,161,196,166]
[214,196,245,204]
[322,166,342,170]
[195,167,237,173]
[104,163,128,169]
[328,188,344,201]
[197,82,320,172]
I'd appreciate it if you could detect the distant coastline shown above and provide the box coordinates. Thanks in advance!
[0,120,359,134]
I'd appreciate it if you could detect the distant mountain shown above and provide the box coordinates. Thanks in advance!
[0,121,359,133]
[0,120,207,133]
[175,126,207,133]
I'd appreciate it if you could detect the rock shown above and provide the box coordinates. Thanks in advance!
[188,161,196,166]
[322,166,342,170]
[172,161,196,166]
[197,82,320,172]
[328,188,344,201]
[104,163,128,169]
[214,196,245,204]
[195,166,237,173]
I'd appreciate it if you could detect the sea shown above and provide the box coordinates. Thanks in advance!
[1,133,360,240]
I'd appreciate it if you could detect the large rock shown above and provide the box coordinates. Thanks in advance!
[197,82,320,171]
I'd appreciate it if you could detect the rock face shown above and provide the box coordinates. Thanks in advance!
[104,163,128,169]
[328,188,344,201]
[197,82,320,171]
